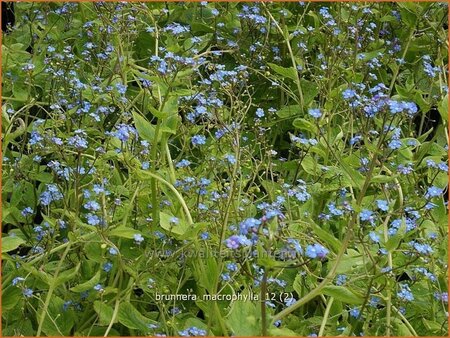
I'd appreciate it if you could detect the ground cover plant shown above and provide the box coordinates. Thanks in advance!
[1,1,449,336]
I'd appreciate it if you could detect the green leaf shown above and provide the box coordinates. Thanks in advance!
[2,286,22,310]
[293,273,303,296]
[179,222,208,240]
[333,250,364,274]
[94,301,116,326]
[293,118,317,134]
[39,296,75,336]
[160,114,180,135]
[269,328,300,336]
[276,105,301,118]
[311,223,341,253]
[301,155,320,175]
[322,286,364,305]
[2,236,26,253]
[54,263,81,287]
[12,81,28,101]
[392,317,414,336]
[268,63,297,81]
[226,299,260,336]
[438,94,448,122]
[132,111,155,143]
[118,302,155,332]
[340,156,366,190]
[300,79,319,106]
[357,49,385,61]
[385,218,406,252]
[70,270,101,293]
[160,212,189,236]
[109,226,143,239]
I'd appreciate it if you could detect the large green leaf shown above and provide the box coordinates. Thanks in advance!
[118,302,156,332]
[322,286,364,305]
[39,296,75,336]
[438,94,448,122]
[226,299,260,336]
[70,270,101,293]
[300,78,319,105]
[109,226,143,239]
[2,236,26,253]
[132,111,155,142]
[160,212,189,236]
[94,301,116,326]
[276,104,301,118]
[268,63,297,81]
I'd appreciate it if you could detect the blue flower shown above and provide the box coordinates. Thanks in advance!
[84,200,100,211]
[191,135,206,146]
[86,214,100,226]
[349,307,360,318]
[256,108,265,118]
[286,238,303,255]
[369,231,380,243]
[134,233,144,244]
[285,297,296,307]
[388,139,402,150]
[21,207,34,217]
[308,108,322,119]
[114,123,136,142]
[94,284,104,292]
[397,163,413,175]
[23,288,33,298]
[200,232,210,240]
[328,202,343,216]
[221,273,231,281]
[12,277,26,286]
[397,284,414,301]
[178,327,207,337]
[342,88,357,100]
[39,184,63,206]
[226,262,238,271]
[115,83,127,95]
[438,162,448,172]
[376,200,389,212]
[359,209,375,225]
[224,153,236,164]
[239,218,261,235]
[67,134,88,150]
[22,63,35,72]
[305,243,329,259]
[225,235,249,249]
[336,274,347,286]
[176,159,191,168]
[164,22,190,35]
[408,240,433,255]
[103,262,113,272]
[425,186,443,199]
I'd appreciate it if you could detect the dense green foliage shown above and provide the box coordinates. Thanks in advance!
[2,1,448,336]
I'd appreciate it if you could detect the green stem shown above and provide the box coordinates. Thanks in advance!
[140,170,193,225]
[272,149,380,323]
[388,27,415,94]
[383,215,393,336]
[392,306,418,336]
[263,4,304,108]
[318,297,334,337]
[261,271,268,336]
[104,272,124,336]
[36,242,72,336]
[150,120,162,226]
